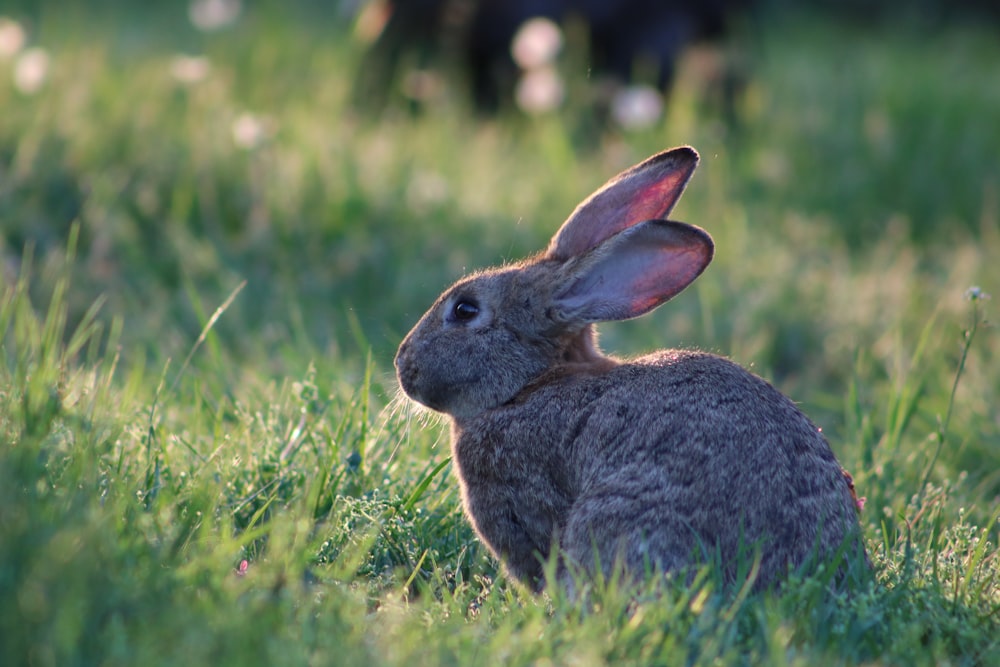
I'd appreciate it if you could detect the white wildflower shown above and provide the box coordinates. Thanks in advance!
[189,0,242,32]
[610,84,664,130]
[511,17,563,70]
[515,66,564,115]
[170,54,211,84]
[231,112,273,150]
[14,47,49,94]
[0,17,26,58]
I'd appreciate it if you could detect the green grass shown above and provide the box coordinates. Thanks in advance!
[1,3,999,665]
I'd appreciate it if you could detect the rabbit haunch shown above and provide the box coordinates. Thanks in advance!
[395,146,866,590]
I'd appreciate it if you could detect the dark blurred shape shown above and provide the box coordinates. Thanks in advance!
[351,0,457,112]
[351,0,754,122]
[795,0,1000,22]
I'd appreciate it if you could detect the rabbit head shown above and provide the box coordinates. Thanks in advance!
[395,146,714,421]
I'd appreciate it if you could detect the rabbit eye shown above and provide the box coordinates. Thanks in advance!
[452,300,480,322]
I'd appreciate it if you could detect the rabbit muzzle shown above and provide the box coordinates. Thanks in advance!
[395,336,455,414]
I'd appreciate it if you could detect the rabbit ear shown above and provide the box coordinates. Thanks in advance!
[546,146,700,261]
[552,220,713,324]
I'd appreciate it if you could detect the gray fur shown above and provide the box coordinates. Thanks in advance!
[395,146,865,591]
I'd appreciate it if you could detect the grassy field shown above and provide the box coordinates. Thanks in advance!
[1,2,999,665]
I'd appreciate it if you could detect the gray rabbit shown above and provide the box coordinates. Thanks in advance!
[395,146,866,591]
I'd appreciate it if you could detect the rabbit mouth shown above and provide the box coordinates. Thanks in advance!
[397,363,460,414]
[398,362,491,418]
[403,381,449,413]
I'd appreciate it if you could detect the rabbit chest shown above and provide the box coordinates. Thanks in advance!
[450,400,578,574]
[447,362,653,579]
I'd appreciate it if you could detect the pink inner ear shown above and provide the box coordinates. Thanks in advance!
[553,220,714,324]
[547,147,699,261]
[626,242,710,316]
[627,169,692,222]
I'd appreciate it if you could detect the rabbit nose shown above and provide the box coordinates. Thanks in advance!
[395,354,428,407]
[394,338,411,370]
[395,339,420,391]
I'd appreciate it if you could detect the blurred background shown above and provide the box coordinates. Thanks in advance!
[2,6,999,662]
[1,0,997,427]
